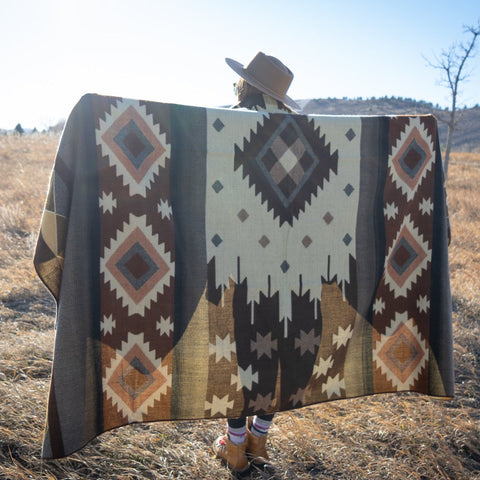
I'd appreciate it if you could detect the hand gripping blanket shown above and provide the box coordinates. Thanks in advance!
[34,94,454,459]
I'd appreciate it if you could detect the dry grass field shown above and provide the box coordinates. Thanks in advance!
[0,133,479,479]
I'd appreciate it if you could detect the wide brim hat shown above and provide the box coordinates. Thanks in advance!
[225,52,300,110]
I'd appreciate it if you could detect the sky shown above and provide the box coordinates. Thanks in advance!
[0,0,479,130]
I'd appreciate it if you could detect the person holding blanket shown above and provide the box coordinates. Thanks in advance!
[213,51,300,474]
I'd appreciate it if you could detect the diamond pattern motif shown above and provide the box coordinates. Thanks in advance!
[115,354,156,400]
[385,214,430,298]
[323,212,334,224]
[101,214,174,316]
[212,180,224,193]
[389,118,434,201]
[211,234,223,247]
[213,118,225,132]
[345,128,356,141]
[115,241,161,291]
[344,184,354,196]
[280,260,290,273]
[237,209,249,222]
[234,115,338,226]
[104,333,171,422]
[256,120,318,207]
[259,235,270,248]
[389,237,420,277]
[343,234,352,246]
[97,101,170,197]
[113,120,155,169]
[373,312,427,390]
[302,235,312,248]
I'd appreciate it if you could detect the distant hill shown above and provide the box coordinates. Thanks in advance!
[298,97,480,153]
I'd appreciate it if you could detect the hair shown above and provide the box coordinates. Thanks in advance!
[235,77,294,112]
[236,78,262,102]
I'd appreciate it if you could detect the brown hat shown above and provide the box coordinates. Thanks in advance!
[225,52,300,110]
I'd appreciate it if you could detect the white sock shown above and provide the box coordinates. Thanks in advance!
[227,424,246,444]
[251,416,272,437]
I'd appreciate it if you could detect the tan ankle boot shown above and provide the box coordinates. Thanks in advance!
[213,435,249,472]
[246,429,269,464]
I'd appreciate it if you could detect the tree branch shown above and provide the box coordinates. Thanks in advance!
[423,19,479,176]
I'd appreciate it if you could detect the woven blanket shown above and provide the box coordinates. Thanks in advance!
[34,94,454,459]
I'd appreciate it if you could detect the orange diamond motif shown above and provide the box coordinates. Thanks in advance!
[373,313,428,390]
[376,323,424,384]
[104,333,172,421]
[107,344,167,414]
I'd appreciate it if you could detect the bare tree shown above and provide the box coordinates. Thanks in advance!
[426,21,480,176]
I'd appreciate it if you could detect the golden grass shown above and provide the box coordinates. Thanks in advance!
[0,133,59,296]
[447,152,480,306]
[0,134,479,479]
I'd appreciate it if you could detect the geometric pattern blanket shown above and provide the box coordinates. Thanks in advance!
[34,94,454,459]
